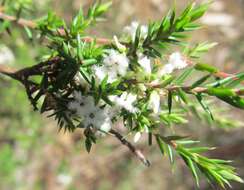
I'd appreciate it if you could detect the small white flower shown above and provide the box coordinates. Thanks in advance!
[168,52,187,69]
[99,117,112,132]
[138,54,152,74]
[158,64,174,77]
[110,92,138,113]
[157,52,187,77]
[148,91,161,114]
[144,126,149,133]
[123,21,148,40]
[73,91,84,102]
[67,92,112,133]
[134,132,142,143]
[67,101,80,112]
[140,25,148,39]
[0,45,15,65]
[94,50,129,83]
[94,65,114,83]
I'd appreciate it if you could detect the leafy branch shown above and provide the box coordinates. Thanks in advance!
[0,0,244,188]
[156,134,243,188]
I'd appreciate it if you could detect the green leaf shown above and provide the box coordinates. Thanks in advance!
[168,91,173,114]
[177,89,188,104]
[217,96,244,110]
[187,42,218,58]
[174,67,194,85]
[167,145,174,164]
[191,74,211,88]
[94,1,112,17]
[194,63,218,73]
[156,135,165,155]
[79,67,91,83]
[225,73,244,88]
[76,34,82,61]
[195,93,214,120]
[186,158,200,187]
[24,26,33,40]
[207,88,236,97]
[207,73,244,88]
[190,2,210,21]
[85,138,92,153]
[220,170,244,184]
[175,2,195,30]
[164,135,188,142]
[101,75,108,91]
[176,144,243,188]
[82,59,97,67]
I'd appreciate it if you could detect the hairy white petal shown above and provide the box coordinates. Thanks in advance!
[138,55,152,74]
[148,91,161,114]
[68,101,79,112]
[134,132,142,143]
[141,25,148,39]
[158,64,174,76]
[123,21,148,40]
[144,126,149,133]
[99,117,112,132]
[110,92,138,113]
[168,52,187,69]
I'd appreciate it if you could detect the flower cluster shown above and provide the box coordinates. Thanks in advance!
[158,52,187,76]
[123,21,148,41]
[2,1,243,187]
[67,91,112,133]
[93,49,129,83]
[137,53,152,74]
[109,92,138,113]
[69,22,190,137]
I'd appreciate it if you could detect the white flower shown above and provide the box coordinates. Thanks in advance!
[168,52,187,69]
[110,92,138,113]
[94,50,129,83]
[94,65,115,83]
[67,101,80,112]
[0,45,15,65]
[148,91,160,114]
[138,54,152,74]
[134,132,142,143]
[123,21,148,40]
[158,63,174,76]
[67,92,112,133]
[158,52,187,77]
[99,117,112,132]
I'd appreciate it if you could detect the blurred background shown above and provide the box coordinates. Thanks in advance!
[0,0,244,189]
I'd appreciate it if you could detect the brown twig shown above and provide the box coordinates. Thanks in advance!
[0,12,112,45]
[0,12,37,28]
[110,129,151,167]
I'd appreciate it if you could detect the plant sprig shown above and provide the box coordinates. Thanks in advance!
[0,1,243,189]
